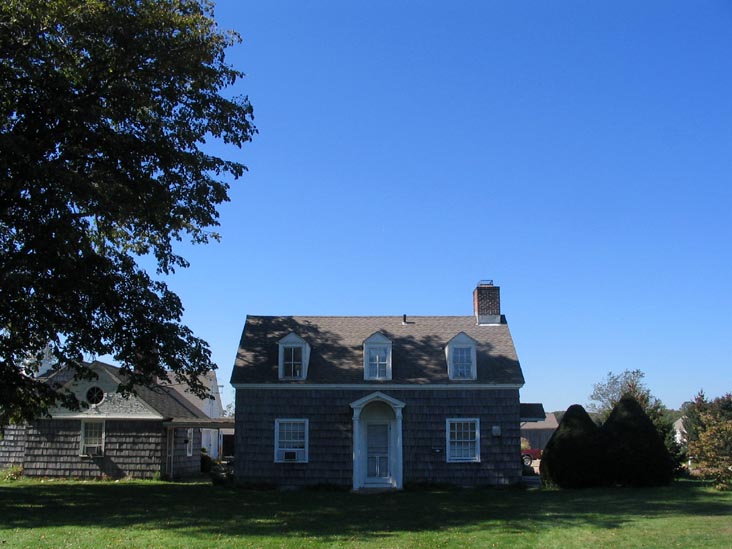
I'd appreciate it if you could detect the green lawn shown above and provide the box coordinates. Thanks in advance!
[1,479,730,548]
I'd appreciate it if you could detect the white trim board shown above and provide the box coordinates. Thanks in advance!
[232,383,523,390]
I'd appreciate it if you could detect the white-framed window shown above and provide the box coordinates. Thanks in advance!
[186,428,194,457]
[282,346,303,378]
[363,332,393,380]
[367,346,389,379]
[445,332,477,380]
[278,333,310,380]
[452,347,473,379]
[446,418,480,463]
[80,420,105,457]
[274,419,309,463]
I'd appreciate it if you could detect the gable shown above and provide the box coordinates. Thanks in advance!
[49,362,162,419]
[47,361,211,420]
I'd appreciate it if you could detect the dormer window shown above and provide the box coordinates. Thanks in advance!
[452,347,472,379]
[445,332,477,380]
[363,332,392,381]
[283,346,303,378]
[278,333,310,380]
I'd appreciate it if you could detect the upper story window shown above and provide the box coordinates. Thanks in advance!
[278,333,311,381]
[86,386,104,406]
[186,428,194,457]
[445,332,477,380]
[282,346,303,378]
[363,332,393,381]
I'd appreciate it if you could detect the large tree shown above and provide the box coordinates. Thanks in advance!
[588,369,665,422]
[685,392,732,490]
[0,0,256,425]
[588,369,683,471]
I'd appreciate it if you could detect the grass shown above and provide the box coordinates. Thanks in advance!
[1,479,731,548]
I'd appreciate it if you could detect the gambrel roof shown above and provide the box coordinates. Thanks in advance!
[231,315,524,386]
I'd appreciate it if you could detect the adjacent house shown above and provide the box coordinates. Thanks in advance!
[521,410,558,451]
[231,281,527,490]
[0,361,231,479]
[166,372,225,459]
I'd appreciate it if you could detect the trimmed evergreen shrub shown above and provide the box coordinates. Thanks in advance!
[201,453,213,473]
[602,396,674,486]
[540,404,606,488]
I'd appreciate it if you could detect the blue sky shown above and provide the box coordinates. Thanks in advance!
[160,1,731,411]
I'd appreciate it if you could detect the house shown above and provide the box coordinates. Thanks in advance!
[520,409,558,451]
[0,361,232,479]
[230,281,527,490]
[165,372,225,459]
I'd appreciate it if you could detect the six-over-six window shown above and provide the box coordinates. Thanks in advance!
[274,419,309,463]
[446,418,480,462]
[452,347,473,379]
[80,420,104,457]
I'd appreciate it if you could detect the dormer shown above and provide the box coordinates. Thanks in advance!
[278,333,311,381]
[445,332,478,381]
[363,332,393,381]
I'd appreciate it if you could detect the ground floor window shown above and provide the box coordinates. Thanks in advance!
[274,418,308,463]
[80,420,105,456]
[446,418,480,462]
[186,428,194,457]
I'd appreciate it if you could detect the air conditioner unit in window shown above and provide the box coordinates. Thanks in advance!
[85,445,103,457]
[283,450,298,462]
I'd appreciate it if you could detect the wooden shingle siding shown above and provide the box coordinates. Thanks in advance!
[22,419,164,479]
[235,388,521,488]
[170,427,201,478]
[0,424,27,468]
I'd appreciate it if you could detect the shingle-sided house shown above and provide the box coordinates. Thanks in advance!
[231,281,526,490]
[0,361,231,479]
[165,371,226,459]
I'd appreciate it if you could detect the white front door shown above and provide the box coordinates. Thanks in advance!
[350,393,405,490]
[366,423,390,483]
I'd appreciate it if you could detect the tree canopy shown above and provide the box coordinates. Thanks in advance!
[0,0,256,425]
[588,369,665,422]
[685,392,732,490]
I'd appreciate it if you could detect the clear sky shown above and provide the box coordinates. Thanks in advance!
[157,0,732,411]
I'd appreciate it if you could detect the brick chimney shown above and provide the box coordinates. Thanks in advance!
[473,280,501,325]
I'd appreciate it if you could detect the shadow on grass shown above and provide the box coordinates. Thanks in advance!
[0,480,730,543]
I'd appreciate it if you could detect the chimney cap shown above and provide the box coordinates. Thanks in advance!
[477,279,494,287]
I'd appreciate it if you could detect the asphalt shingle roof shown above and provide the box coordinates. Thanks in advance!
[231,315,524,385]
[51,361,210,420]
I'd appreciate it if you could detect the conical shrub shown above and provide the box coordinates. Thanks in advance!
[602,396,673,486]
[540,404,606,488]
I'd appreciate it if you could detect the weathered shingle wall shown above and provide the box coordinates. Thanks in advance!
[22,419,164,479]
[170,427,201,478]
[235,388,521,488]
[0,424,27,469]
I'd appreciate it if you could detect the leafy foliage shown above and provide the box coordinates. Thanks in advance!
[0,0,256,424]
[686,392,732,490]
[588,369,683,472]
[0,465,23,481]
[588,369,663,422]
